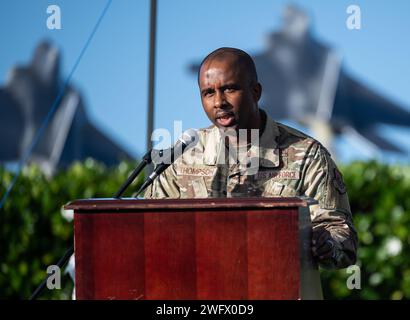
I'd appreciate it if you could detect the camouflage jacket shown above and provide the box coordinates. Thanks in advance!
[143,113,357,269]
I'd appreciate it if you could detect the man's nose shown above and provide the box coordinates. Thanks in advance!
[214,90,226,108]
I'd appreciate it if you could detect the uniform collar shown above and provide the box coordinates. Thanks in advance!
[203,110,280,168]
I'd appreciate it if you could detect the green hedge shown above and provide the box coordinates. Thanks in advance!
[320,161,410,300]
[0,159,142,299]
[0,160,409,299]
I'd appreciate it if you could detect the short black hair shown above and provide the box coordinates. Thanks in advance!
[198,47,258,85]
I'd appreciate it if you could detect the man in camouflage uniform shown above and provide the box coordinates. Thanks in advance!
[144,47,357,269]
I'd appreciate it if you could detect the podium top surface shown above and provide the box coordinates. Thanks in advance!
[64,197,310,212]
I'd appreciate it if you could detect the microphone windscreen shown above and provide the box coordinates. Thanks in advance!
[180,128,199,146]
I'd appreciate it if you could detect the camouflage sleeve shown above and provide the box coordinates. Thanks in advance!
[141,165,181,199]
[302,143,358,269]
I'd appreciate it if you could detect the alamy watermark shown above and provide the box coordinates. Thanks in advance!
[150,121,260,172]
[346,264,361,290]
[46,265,61,290]
[47,5,62,30]
[346,5,361,30]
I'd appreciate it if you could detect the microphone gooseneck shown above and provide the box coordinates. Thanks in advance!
[135,129,198,196]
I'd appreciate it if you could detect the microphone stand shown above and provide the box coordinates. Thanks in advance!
[114,150,153,198]
[29,150,157,300]
[29,245,74,300]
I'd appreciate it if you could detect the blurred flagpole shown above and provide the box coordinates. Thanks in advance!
[146,0,157,151]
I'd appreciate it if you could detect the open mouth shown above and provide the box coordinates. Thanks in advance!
[215,112,236,127]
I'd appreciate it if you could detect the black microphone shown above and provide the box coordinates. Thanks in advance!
[135,128,198,195]
[113,148,166,198]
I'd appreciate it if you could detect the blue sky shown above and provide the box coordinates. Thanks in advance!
[1,0,409,163]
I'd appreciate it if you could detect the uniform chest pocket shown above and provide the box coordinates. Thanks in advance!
[262,181,298,197]
[175,176,209,198]
[174,165,216,198]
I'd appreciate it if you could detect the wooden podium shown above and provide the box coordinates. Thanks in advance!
[64,197,323,300]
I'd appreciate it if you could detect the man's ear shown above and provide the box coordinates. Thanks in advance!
[252,82,262,102]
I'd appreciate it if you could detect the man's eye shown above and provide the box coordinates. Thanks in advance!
[225,87,236,93]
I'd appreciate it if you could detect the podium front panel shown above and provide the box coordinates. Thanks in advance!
[67,197,319,300]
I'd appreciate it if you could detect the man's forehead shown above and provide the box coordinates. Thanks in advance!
[203,66,234,80]
[200,59,243,86]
